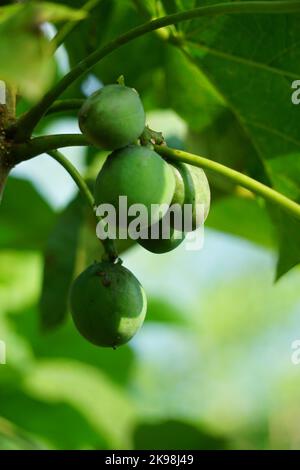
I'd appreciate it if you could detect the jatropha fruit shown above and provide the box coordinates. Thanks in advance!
[78,84,145,150]
[70,261,147,348]
[94,145,176,229]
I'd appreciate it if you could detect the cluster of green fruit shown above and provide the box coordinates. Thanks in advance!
[70,84,210,349]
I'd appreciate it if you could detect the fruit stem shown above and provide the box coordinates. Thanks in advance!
[11,134,89,163]
[155,145,300,222]
[9,1,300,141]
[48,150,118,262]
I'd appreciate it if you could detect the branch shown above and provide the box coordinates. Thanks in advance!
[0,165,9,202]
[0,82,17,200]
[45,99,84,116]
[10,1,300,140]
[48,149,118,262]
[155,145,300,221]
[11,134,89,163]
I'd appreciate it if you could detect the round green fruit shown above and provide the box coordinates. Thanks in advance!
[138,218,185,254]
[70,261,147,348]
[170,163,210,231]
[78,84,145,150]
[94,145,176,229]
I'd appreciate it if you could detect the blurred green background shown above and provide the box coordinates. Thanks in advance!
[1,0,300,450]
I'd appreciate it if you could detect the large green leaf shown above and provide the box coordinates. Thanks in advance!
[157,0,300,277]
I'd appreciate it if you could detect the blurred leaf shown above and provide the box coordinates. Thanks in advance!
[31,2,87,23]
[0,2,87,23]
[207,196,274,249]
[188,110,267,193]
[0,389,107,449]
[165,46,224,131]
[0,2,86,99]
[0,177,55,251]
[56,0,166,108]
[39,195,84,331]
[0,417,41,450]
[25,360,136,449]
[146,298,187,325]
[133,419,228,450]
[9,305,136,386]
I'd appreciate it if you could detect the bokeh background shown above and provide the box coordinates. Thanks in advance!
[1,0,300,450]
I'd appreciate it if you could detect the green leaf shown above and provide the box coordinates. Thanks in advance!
[10,305,136,386]
[187,109,267,193]
[0,389,107,449]
[146,298,187,325]
[269,206,300,280]
[164,0,300,276]
[207,196,274,249]
[164,46,225,131]
[39,195,84,331]
[0,177,55,251]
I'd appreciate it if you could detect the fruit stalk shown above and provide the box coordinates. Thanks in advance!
[9,1,300,140]
[48,150,118,262]
[156,145,300,221]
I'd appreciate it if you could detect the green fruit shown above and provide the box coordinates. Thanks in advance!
[94,145,176,229]
[138,218,185,254]
[189,165,211,229]
[170,163,210,231]
[78,84,145,150]
[70,262,147,348]
[169,162,195,232]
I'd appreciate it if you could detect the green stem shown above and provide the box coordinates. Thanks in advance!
[155,145,300,221]
[45,99,84,116]
[10,1,300,140]
[11,134,88,163]
[48,149,94,209]
[52,0,102,49]
[48,150,118,262]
